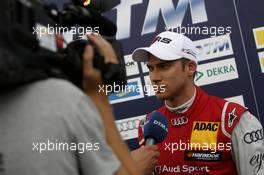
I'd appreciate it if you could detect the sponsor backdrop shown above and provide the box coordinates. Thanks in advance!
[50,0,264,149]
[104,0,264,150]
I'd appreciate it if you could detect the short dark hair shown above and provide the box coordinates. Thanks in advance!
[179,58,196,79]
[179,58,190,69]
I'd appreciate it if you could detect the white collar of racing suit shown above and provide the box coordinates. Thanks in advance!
[165,88,196,114]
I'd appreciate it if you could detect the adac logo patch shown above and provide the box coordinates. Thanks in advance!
[190,121,220,147]
[193,122,219,131]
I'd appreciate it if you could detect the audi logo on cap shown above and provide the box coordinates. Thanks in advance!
[170,116,188,127]
[243,129,264,144]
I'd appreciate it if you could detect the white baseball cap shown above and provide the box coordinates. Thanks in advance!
[132,31,198,63]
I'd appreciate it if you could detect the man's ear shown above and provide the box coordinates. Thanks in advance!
[187,60,197,78]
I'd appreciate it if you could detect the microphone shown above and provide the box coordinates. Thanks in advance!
[143,111,169,145]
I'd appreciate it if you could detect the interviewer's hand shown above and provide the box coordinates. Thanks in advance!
[82,33,118,95]
[131,145,160,175]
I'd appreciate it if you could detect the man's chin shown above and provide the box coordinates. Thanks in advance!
[155,93,170,100]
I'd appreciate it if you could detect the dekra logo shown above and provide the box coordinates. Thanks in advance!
[193,122,219,131]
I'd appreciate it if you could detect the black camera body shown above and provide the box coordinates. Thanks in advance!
[62,37,126,89]
[0,0,126,91]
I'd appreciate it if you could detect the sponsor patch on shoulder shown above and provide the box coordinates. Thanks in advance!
[228,108,237,128]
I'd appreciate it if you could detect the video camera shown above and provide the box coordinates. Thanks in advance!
[0,0,126,91]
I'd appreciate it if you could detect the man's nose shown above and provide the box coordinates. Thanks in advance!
[150,70,162,84]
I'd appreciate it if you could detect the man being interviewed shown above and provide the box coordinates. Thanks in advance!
[131,31,264,175]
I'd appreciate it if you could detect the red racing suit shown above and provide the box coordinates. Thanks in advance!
[138,87,264,175]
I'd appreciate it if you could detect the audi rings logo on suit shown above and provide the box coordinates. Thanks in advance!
[243,129,264,144]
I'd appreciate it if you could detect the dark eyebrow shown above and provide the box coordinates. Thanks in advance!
[159,61,174,65]
[156,61,175,68]
[147,60,174,68]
